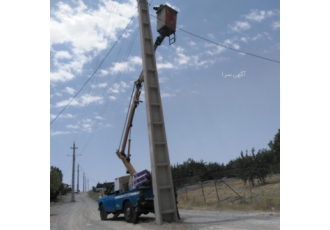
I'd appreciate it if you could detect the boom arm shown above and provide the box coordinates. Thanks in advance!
[116,35,166,175]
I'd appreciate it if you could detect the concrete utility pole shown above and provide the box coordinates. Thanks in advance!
[70,142,78,202]
[136,0,178,224]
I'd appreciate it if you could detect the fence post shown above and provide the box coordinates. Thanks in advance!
[214,179,220,202]
[249,180,253,203]
[201,181,206,203]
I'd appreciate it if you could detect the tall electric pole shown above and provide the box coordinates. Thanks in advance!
[70,142,78,202]
[136,0,178,224]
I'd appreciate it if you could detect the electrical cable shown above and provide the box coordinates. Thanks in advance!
[50,13,137,125]
[78,24,139,154]
[149,14,280,64]
[78,24,140,154]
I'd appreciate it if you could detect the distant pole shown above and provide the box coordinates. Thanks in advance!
[83,172,85,192]
[70,142,78,202]
[77,164,80,193]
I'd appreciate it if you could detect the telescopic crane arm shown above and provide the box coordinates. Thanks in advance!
[116,34,166,176]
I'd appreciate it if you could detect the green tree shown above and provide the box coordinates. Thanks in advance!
[235,148,272,186]
[268,129,280,172]
[50,166,62,199]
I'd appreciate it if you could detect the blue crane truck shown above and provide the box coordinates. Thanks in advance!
[98,172,155,223]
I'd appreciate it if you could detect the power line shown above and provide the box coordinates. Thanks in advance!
[78,24,139,154]
[50,13,137,126]
[149,14,280,64]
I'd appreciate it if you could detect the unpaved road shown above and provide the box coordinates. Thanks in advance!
[50,192,280,230]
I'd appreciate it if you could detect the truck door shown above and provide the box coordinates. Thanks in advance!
[104,194,116,213]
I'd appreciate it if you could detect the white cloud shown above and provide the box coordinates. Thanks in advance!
[251,34,263,41]
[207,33,215,39]
[54,51,72,60]
[224,38,240,49]
[272,21,280,30]
[108,81,129,94]
[161,92,175,98]
[50,130,71,136]
[99,69,109,76]
[82,123,92,132]
[50,69,75,82]
[129,56,142,65]
[206,45,226,55]
[157,62,174,69]
[241,37,248,43]
[109,56,142,74]
[50,0,136,83]
[54,94,103,108]
[50,113,74,120]
[66,124,79,129]
[228,21,251,32]
[109,95,116,100]
[159,77,169,83]
[95,115,104,120]
[80,94,103,105]
[98,82,108,88]
[63,86,75,95]
[174,47,190,65]
[188,41,196,46]
[244,9,277,22]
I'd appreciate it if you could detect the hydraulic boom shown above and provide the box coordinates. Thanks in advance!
[116,35,166,175]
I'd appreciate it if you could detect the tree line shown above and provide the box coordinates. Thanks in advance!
[171,129,280,187]
[50,129,280,199]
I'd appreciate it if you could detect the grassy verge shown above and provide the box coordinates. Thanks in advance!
[176,174,280,212]
[87,174,280,212]
[89,190,100,201]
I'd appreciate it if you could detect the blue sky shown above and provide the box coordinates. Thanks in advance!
[50,0,280,188]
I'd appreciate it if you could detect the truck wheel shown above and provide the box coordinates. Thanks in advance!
[124,201,136,223]
[99,205,107,220]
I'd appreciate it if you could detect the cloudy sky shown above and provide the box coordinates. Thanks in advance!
[49,0,280,188]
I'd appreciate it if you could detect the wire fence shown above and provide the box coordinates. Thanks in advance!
[173,171,280,210]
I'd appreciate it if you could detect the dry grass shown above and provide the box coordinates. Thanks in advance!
[176,174,280,212]
[88,175,280,212]
[89,190,101,201]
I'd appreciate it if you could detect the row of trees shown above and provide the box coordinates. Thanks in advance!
[171,129,280,186]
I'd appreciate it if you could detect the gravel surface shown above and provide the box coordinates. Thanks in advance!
[50,192,279,230]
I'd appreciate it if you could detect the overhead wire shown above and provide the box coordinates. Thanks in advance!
[149,14,280,64]
[78,17,140,154]
[74,0,118,141]
[50,12,137,126]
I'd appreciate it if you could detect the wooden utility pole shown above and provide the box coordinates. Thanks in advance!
[136,0,178,224]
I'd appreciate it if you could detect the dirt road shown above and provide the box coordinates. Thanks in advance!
[50,192,279,230]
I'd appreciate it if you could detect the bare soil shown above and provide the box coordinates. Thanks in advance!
[50,192,279,230]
